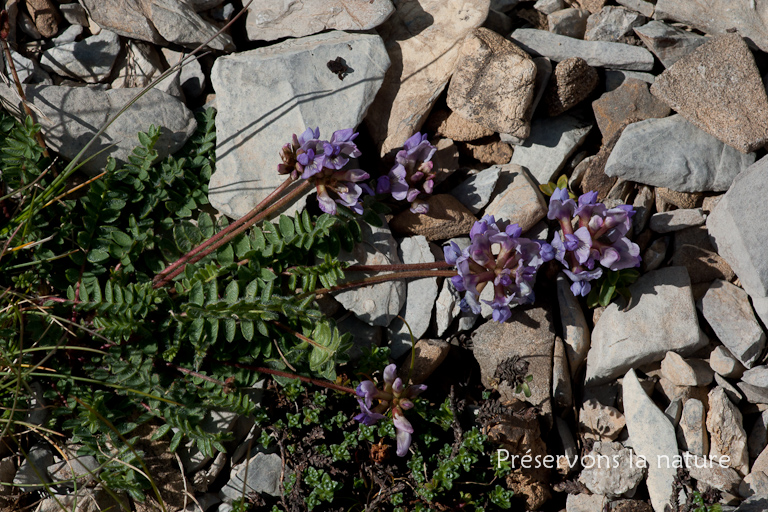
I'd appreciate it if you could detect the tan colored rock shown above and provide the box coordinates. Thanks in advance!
[400,339,450,384]
[431,138,460,186]
[26,0,61,38]
[579,399,625,441]
[447,28,537,138]
[483,164,547,233]
[580,119,638,199]
[542,57,598,117]
[707,387,749,476]
[679,399,708,456]
[592,78,671,142]
[458,138,514,165]
[366,0,490,156]
[655,188,703,210]
[427,108,495,142]
[660,352,714,387]
[650,34,768,153]
[245,0,395,41]
[670,245,736,285]
[389,194,477,241]
[572,0,606,14]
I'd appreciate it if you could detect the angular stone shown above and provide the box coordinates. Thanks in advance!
[616,0,654,18]
[111,40,164,90]
[740,471,768,499]
[366,0,489,156]
[335,217,405,327]
[220,452,281,501]
[542,57,598,117]
[749,410,768,460]
[697,280,766,369]
[661,352,714,387]
[0,84,196,177]
[52,24,83,45]
[483,164,547,233]
[59,3,89,26]
[650,208,706,233]
[642,238,667,273]
[14,445,53,492]
[427,109,495,142]
[401,339,450,384]
[633,21,707,68]
[390,194,477,241]
[707,387,749,476]
[510,28,655,71]
[556,273,590,376]
[81,0,233,50]
[580,120,635,200]
[36,486,128,512]
[679,399,708,456]
[605,69,655,92]
[670,245,735,285]
[209,31,389,219]
[622,369,678,512]
[245,0,395,41]
[387,236,439,357]
[458,138,513,165]
[605,115,756,192]
[47,456,99,488]
[472,306,555,409]
[592,78,671,141]
[632,185,654,233]
[566,494,609,512]
[650,34,768,154]
[585,267,707,385]
[707,155,768,299]
[548,8,589,39]
[714,373,743,405]
[579,442,644,497]
[161,48,206,99]
[655,0,768,53]
[510,111,592,184]
[3,49,49,85]
[734,496,768,512]
[450,165,502,214]
[738,366,768,404]
[447,28,537,138]
[40,30,120,83]
[584,6,646,43]
[534,0,564,15]
[710,346,746,379]
[435,278,461,337]
[27,0,61,38]
[685,455,742,495]
[579,400,625,441]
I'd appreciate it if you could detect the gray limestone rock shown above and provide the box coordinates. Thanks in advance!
[738,366,768,404]
[553,336,572,408]
[660,352,714,387]
[209,31,389,219]
[584,6,646,43]
[579,442,644,497]
[161,48,206,99]
[749,410,768,460]
[566,494,609,512]
[510,28,655,71]
[707,155,768,300]
[650,208,706,233]
[509,111,592,185]
[604,69,655,91]
[0,84,196,177]
[60,3,89,26]
[246,0,394,41]
[14,444,53,492]
[655,0,768,54]
[707,387,749,476]
[52,24,83,45]
[110,40,164,90]
[483,164,548,232]
[40,30,120,83]
[47,456,99,488]
[710,345,746,379]
[220,452,281,502]
[35,486,128,512]
[679,398,708,456]
[616,0,653,17]
[387,236,439,358]
[622,368,678,512]
[335,216,405,327]
[697,280,766,369]
[81,0,233,50]
[450,165,502,214]
[534,0,564,15]
[605,115,756,192]
[585,267,707,385]
[556,273,590,377]
[686,456,742,495]
[548,8,590,39]
[633,21,707,68]
[435,278,461,337]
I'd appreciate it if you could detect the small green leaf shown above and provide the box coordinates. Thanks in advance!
[225,281,239,304]
[87,249,110,263]
[241,320,254,341]
[111,230,133,247]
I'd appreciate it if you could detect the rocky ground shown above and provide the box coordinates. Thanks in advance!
[6,0,768,511]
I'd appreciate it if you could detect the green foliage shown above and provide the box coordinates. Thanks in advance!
[538,174,573,198]
[586,268,640,308]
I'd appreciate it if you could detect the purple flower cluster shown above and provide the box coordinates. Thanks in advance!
[377,132,437,214]
[278,127,371,215]
[354,364,427,457]
[444,215,554,323]
[548,188,641,297]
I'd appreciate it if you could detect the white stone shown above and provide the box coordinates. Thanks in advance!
[650,208,706,233]
[707,387,749,476]
[483,164,548,232]
[710,345,746,379]
[557,273,590,376]
[679,398,708,456]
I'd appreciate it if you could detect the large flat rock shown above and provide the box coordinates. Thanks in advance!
[209,31,389,219]
[604,115,755,192]
[0,84,196,176]
[585,267,707,385]
[366,0,489,156]
[510,28,655,71]
[246,1,394,41]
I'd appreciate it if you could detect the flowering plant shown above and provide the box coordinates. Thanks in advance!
[376,132,437,214]
[354,364,427,457]
[444,215,554,322]
[547,186,641,301]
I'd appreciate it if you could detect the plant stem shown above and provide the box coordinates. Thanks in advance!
[152,179,312,288]
[223,362,357,395]
[311,269,457,297]
[345,261,453,272]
